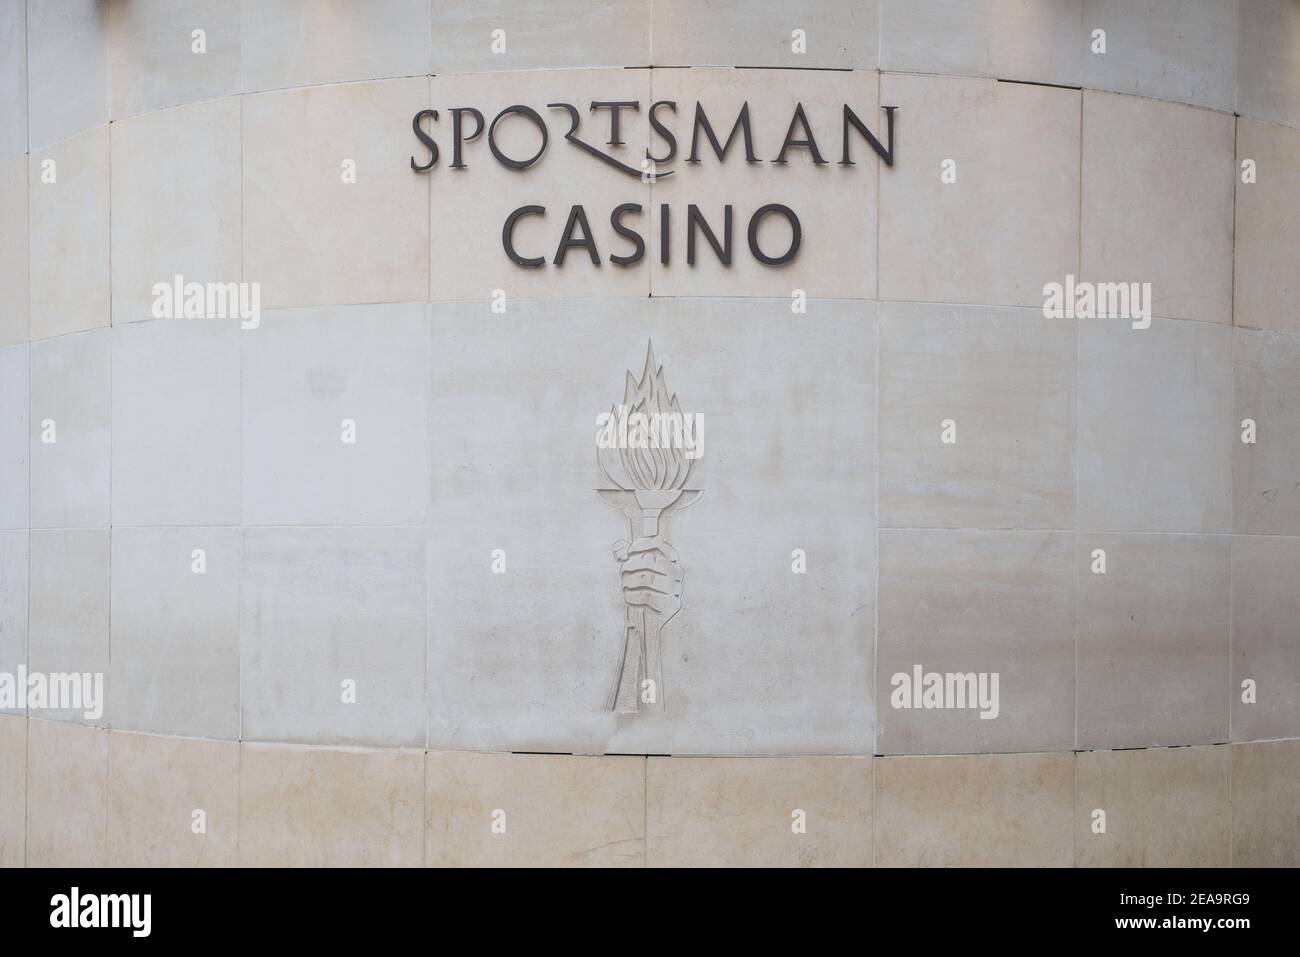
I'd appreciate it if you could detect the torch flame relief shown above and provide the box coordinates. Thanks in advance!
[596,341,702,714]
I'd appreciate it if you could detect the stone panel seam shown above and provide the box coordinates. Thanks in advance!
[21,721,1300,756]
[1228,737,1235,866]
[21,0,28,159]
[236,70,245,749]
[241,73,435,99]
[875,0,882,70]
[22,717,27,868]
[237,82,245,745]
[104,721,112,863]
[1227,358,1237,748]
[1071,748,1078,866]
[1227,108,1238,755]
[421,748,427,869]
[872,305,880,762]
[879,527,1234,536]
[1075,80,1083,755]
[1232,0,1243,123]
[424,305,432,753]
[106,117,113,742]
[235,735,242,866]
[108,92,241,130]
[870,752,877,867]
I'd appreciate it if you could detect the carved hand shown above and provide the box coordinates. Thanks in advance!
[613,537,684,625]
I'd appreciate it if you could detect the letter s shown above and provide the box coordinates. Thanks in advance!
[411,109,439,172]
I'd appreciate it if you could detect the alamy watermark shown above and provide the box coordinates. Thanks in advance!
[151,273,261,329]
[0,668,104,720]
[1042,274,1151,329]
[595,405,704,460]
[890,664,1000,719]
[50,888,151,937]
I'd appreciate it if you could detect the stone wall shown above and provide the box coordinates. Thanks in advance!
[0,0,1298,866]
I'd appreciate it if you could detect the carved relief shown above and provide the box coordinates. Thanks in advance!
[596,342,702,714]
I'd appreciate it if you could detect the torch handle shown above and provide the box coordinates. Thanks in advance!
[612,602,642,713]
[642,603,663,712]
[612,517,669,714]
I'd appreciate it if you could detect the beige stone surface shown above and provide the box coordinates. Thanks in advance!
[0,530,26,715]
[1231,535,1300,742]
[427,298,875,756]
[649,68,878,299]
[108,731,238,867]
[240,527,426,748]
[0,715,24,866]
[29,329,111,529]
[879,302,1076,529]
[655,0,877,69]
[2,2,1298,872]
[426,751,645,867]
[1077,534,1230,749]
[646,756,870,867]
[1232,739,1300,867]
[111,319,242,526]
[241,0,431,93]
[26,718,108,867]
[1075,745,1229,867]
[0,346,27,530]
[27,529,109,727]
[0,154,27,347]
[243,78,430,309]
[108,0,241,119]
[1081,91,1234,325]
[0,1,24,159]
[1234,328,1300,535]
[1081,0,1237,113]
[433,0,652,72]
[29,126,110,340]
[877,530,1075,754]
[1236,0,1300,129]
[110,98,242,325]
[428,69,650,301]
[240,303,429,526]
[874,751,1074,867]
[1077,317,1232,533]
[25,0,109,151]
[239,743,424,867]
[1234,119,1300,336]
[880,0,1080,85]
[878,73,1079,309]
[109,527,241,740]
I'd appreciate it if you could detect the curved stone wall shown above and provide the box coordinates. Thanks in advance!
[0,0,1298,866]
